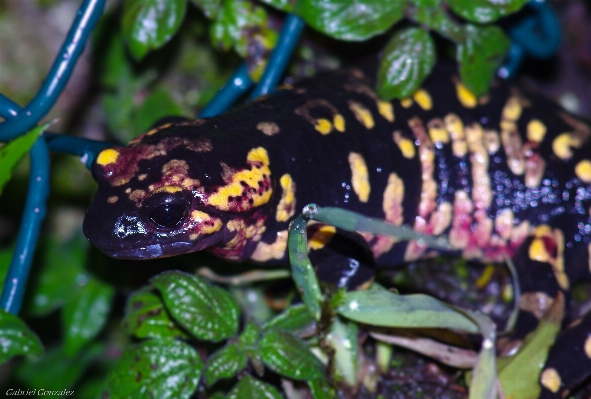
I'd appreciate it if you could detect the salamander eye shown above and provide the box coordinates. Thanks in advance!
[142,189,191,228]
[150,203,187,227]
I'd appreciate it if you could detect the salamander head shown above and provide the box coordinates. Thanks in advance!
[83,120,274,259]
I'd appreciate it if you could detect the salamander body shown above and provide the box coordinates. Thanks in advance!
[84,64,591,398]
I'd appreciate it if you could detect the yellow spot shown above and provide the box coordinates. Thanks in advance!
[377,101,394,122]
[552,132,583,160]
[529,238,549,263]
[333,114,345,132]
[190,210,223,235]
[309,225,336,250]
[412,89,432,111]
[527,119,547,143]
[251,230,288,262]
[575,160,591,183]
[585,335,591,359]
[382,173,404,225]
[348,101,375,129]
[475,265,496,289]
[348,152,370,203]
[540,368,561,393]
[138,174,147,181]
[276,174,296,222]
[455,82,477,108]
[393,132,416,159]
[107,196,118,204]
[207,148,272,211]
[256,121,280,136]
[400,98,413,108]
[146,122,173,135]
[96,148,119,166]
[502,97,522,122]
[152,185,182,194]
[129,190,146,202]
[428,124,450,145]
[314,118,332,135]
[533,224,552,237]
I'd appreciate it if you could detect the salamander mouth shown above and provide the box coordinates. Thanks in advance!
[103,241,196,259]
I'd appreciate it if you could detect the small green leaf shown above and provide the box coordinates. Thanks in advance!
[447,0,528,23]
[457,24,511,97]
[337,289,478,333]
[210,0,276,79]
[294,0,405,41]
[257,0,293,12]
[101,338,202,399]
[122,0,187,60]
[264,303,316,335]
[326,317,357,386]
[227,375,283,399]
[259,329,324,380]
[409,6,464,43]
[122,287,189,339]
[288,215,322,321]
[308,378,335,399]
[204,342,247,387]
[498,293,564,399]
[376,27,436,100]
[62,276,114,356]
[0,123,48,197]
[0,309,43,364]
[190,0,222,18]
[151,271,240,342]
[238,321,262,348]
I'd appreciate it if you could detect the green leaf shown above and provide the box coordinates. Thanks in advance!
[0,243,14,290]
[132,87,185,134]
[376,27,436,100]
[101,338,202,399]
[238,321,262,348]
[294,0,405,41]
[257,0,293,12]
[409,6,464,43]
[498,293,564,399]
[304,205,449,250]
[62,276,114,356]
[25,230,88,316]
[122,0,187,60]
[151,271,240,342]
[0,309,43,364]
[326,317,357,386]
[0,123,48,197]
[210,0,276,79]
[263,303,316,336]
[308,378,335,399]
[457,24,511,97]
[259,329,324,380]
[337,289,478,333]
[204,342,247,387]
[15,344,103,390]
[190,0,222,18]
[122,287,190,339]
[288,215,322,321]
[227,375,283,399]
[447,0,528,23]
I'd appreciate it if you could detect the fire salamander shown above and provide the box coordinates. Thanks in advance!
[84,63,591,398]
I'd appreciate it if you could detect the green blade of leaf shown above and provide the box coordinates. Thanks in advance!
[259,329,324,380]
[122,0,187,60]
[122,287,189,340]
[101,338,202,399]
[498,293,564,399]
[304,205,449,250]
[62,276,114,356]
[0,123,49,197]
[227,375,283,399]
[326,317,357,386]
[263,303,316,336]
[447,0,528,24]
[151,271,240,342]
[337,288,478,333]
[0,309,43,364]
[376,27,436,100]
[294,0,405,41]
[308,378,336,399]
[288,215,322,321]
[457,24,511,97]
[204,342,247,387]
[408,5,464,43]
[190,0,222,19]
